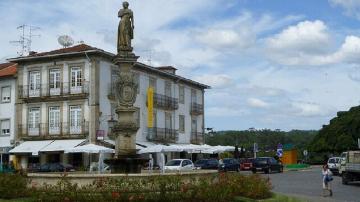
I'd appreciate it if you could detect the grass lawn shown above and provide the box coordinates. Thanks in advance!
[234,193,306,202]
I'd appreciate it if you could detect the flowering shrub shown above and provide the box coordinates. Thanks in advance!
[30,173,271,202]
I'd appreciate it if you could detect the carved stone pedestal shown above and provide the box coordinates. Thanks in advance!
[104,52,148,173]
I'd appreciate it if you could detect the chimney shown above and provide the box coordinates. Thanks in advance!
[156,66,177,74]
[29,51,37,56]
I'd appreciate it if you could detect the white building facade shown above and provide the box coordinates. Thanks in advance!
[8,44,209,169]
[0,63,17,166]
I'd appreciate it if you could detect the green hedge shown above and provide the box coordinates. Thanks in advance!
[30,173,271,202]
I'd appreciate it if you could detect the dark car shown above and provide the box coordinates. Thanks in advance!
[38,163,75,172]
[219,158,240,172]
[194,159,219,169]
[252,157,283,174]
[240,158,254,171]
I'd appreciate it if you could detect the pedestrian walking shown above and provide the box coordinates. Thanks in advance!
[322,164,333,197]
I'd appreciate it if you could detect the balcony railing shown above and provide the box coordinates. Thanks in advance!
[152,93,178,110]
[147,127,179,143]
[18,82,89,100]
[191,103,203,115]
[18,121,89,140]
[190,132,204,144]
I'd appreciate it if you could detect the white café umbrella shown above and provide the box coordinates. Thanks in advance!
[64,144,114,173]
[202,145,235,154]
[138,144,183,154]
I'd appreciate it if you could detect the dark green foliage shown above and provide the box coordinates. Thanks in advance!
[0,174,29,199]
[309,106,360,153]
[205,129,317,158]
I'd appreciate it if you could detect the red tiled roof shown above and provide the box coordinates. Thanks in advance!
[0,63,17,77]
[29,44,99,57]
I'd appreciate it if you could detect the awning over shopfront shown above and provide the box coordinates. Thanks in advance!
[40,139,86,152]
[9,140,54,156]
[102,139,146,150]
[64,144,114,154]
[138,144,234,154]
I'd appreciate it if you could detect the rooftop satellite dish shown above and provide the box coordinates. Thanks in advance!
[58,35,74,48]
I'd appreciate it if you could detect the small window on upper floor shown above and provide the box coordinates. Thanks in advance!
[1,86,11,103]
[165,81,171,97]
[179,86,185,104]
[0,119,10,136]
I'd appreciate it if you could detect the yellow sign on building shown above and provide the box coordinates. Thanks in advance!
[147,87,154,127]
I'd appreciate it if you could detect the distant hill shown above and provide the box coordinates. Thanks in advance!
[309,106,360,153]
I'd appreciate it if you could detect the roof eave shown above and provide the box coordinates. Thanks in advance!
[8,50,115,63]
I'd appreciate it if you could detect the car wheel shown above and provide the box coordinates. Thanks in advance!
[342,173,349,185]
[264,168,269,174]
[252,169,256,174]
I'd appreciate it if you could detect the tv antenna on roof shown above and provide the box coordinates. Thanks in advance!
[10,24,41,56]
[58,35,74,48]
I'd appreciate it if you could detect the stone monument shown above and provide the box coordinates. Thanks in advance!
[105,1,148,173]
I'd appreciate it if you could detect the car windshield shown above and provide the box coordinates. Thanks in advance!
[166,160,181,166]
[328,159,335,163]
[195,160,208,164]
[255,158,268,164]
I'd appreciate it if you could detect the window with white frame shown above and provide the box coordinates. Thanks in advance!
[1,86,11,103]
[28,107,40,136]
[70,67,82,94]
[29,71,41,97]
[49,106,60,134]
[49,69,61,95]
[70,106,82,134]
[0,119,10,136]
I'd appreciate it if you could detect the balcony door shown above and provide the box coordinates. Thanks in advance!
[70,106,82,134]
[191,118,197,134]
[70,67,82,94]
[165,112,172,139]
[29,71,41,97]
[49,69,61,96]
[28,108,40,136]
[49,107,60,135]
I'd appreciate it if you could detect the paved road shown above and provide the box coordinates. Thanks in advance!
[254,167,360,202]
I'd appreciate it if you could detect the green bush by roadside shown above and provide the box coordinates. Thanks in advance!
[0,174,29,199]
[29,173,271,202]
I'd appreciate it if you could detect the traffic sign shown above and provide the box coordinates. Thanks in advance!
[277,149,283,157]
[303,150,308,156]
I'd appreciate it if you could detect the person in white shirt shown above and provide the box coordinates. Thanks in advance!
[322,164,333,197]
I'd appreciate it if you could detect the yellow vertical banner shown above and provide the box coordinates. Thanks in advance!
[147,87,154,127]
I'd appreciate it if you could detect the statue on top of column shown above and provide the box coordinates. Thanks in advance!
[117,1,134,53]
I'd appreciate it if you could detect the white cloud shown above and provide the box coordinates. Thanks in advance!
[265,20,332,65]
[291,102,329,117]
[330,0,360,19]
[194,74,234,89]
[247,98,269,108]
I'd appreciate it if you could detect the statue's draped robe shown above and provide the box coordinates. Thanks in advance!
[117,9,133,51]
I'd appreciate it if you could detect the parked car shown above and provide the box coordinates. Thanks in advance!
[38,163,75,172]
[219,158,240,172]
[327,157,341,175]
[164,159,194,171]
[194,159,219,169]
[252,157,283,174]
[240,158,254,171]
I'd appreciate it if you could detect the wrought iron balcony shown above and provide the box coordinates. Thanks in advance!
[147,127,179,143]
[191,102,203,115]
[18,82,89,100]
[190,132,204,144]
[18,121,89,140]
[152,93,178,110]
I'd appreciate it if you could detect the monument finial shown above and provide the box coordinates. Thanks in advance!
[117,1,134,53]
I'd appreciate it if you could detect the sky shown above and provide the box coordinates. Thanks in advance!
[1,0,360,131]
